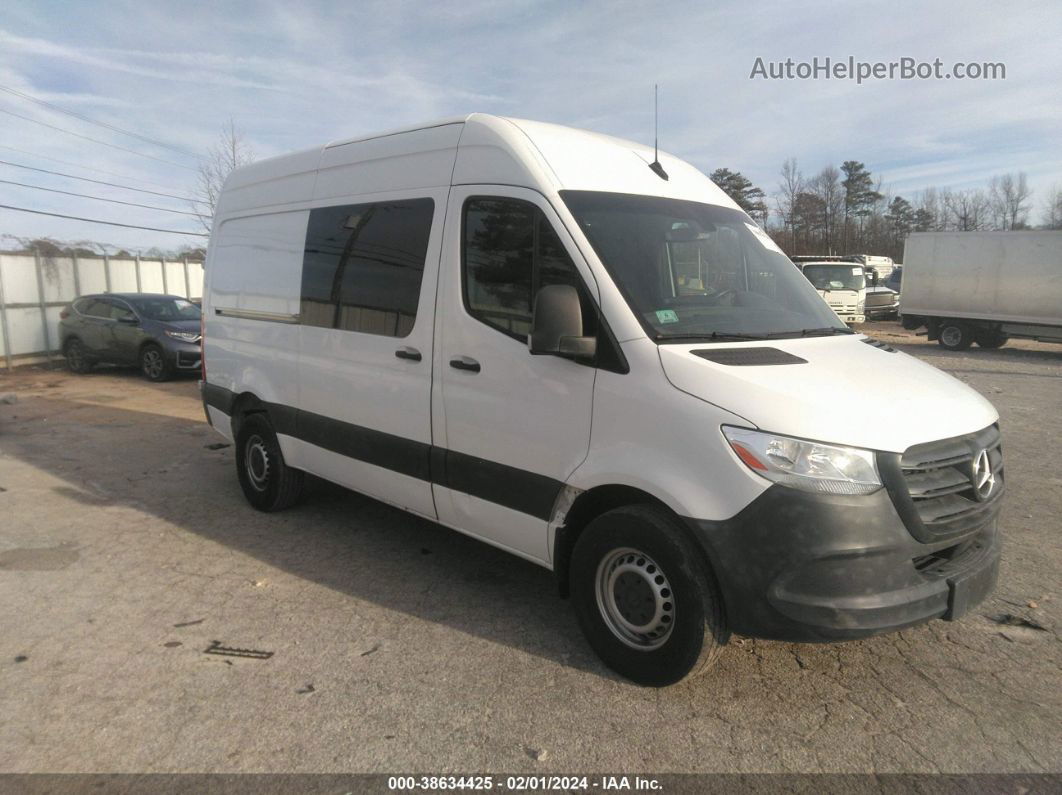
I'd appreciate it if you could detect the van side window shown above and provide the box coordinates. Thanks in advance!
[300,198,434,337]
[463,198,596,342]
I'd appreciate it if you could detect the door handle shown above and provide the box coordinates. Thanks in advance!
[449,355,481,373]
[394,346,422,362]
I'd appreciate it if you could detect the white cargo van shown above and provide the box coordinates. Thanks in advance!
[202,114,1003,686]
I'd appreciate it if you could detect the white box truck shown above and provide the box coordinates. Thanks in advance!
[202,114,1002,685]
[901,231,1062,350]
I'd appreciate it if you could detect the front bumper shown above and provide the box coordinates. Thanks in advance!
[865,304,899,319]
[162,339,202,370]
[685,485,1000,642]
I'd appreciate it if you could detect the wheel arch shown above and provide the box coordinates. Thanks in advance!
[552,484,718,600]
[229,391,268,438]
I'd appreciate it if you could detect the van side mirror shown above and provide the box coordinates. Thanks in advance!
[530,284,597,360]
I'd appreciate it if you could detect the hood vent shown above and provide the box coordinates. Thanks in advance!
[692,347,807,366]
[862,338,897,353]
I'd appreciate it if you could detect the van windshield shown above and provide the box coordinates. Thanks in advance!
[561,191,847,342]
[801,264,866,292]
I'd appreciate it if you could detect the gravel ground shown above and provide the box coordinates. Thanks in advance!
[0,322,1059,775]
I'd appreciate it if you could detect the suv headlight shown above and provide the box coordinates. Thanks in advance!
[722,426,881,495]
[165,330,201,343]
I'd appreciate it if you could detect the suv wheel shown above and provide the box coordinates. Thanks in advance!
[570,504,729,686]
[140,343,173,382]
[64,338,94,374]
[235,413,305,512]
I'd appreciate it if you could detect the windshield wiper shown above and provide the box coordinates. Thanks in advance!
[764,327,855,338]
[655,331,770,343]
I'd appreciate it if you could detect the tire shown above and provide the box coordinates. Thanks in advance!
[570,504,729,686]
[140,343,173,382]
[937,321,974,351]
[64,338,94,374]
[235,412,305,512]
[975,331,1008,349]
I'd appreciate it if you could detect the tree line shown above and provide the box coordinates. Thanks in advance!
[711,164,1062,262]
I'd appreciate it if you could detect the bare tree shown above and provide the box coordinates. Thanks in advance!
[1044,186,1062,230]
[994,172,1032,230]
[809,165,843,252]
[192,119,256,233]
[774,158,803,250]
[945,189,990,231]
[988,176,1007,230]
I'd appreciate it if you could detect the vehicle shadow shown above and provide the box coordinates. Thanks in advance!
[885,339,1062,364]
[5,394,616,680]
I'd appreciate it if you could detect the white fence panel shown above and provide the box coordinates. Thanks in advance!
[164,261,187,297]
[140,260,165,293]
[109,259,138,292]
[0,254,40,304]
[40,256,78,304]
[77,258,108,294]
[5,306,44,356]
[187,265,204,298]
[0,251,205,367]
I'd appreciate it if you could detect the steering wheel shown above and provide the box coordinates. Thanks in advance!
[705,288,735,304]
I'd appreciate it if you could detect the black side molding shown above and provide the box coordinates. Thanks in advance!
[199,382,563,522]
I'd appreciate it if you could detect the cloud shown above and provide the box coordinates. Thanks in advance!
[0,0,1060,249]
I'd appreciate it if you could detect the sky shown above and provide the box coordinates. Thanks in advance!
[1,0,1060,253]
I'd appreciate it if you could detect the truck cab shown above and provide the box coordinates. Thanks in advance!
[795,259,867,324]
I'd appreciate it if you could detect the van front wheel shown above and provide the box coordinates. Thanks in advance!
[570,505,729,686]
[235,413,305,512]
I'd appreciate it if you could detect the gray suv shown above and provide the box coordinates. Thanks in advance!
[59,293,202,381]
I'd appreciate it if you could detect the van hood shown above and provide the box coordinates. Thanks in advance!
[658,335,998,453]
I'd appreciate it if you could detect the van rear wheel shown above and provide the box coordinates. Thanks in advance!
[235,413,305,511]
[570,504,729,686]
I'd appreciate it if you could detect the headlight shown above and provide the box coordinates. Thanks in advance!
[857,300,866,312]
[722,426,881,495]
[165,330,201,343]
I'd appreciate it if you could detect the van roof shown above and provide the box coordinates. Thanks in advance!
[216,113,737,220]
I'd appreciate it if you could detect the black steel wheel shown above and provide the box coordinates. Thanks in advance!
[570,504,728,686]
[234,413,305,512]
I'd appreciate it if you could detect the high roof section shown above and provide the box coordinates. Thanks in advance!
[215,113,738,219]
[458,114,737,207]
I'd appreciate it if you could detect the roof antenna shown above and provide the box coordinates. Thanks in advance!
[648,83,669,181]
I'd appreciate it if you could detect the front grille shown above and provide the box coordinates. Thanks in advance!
[911,533,986,577]
[884,424,1004,543]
